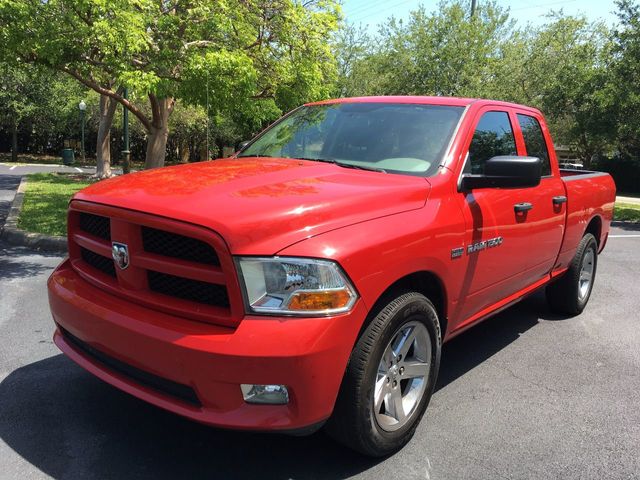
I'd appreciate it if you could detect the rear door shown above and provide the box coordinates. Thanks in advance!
[514,111,566,276]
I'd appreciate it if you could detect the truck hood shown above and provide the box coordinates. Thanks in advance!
[74,158,431,254]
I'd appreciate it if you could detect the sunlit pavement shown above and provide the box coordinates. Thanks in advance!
[0,163,122,176]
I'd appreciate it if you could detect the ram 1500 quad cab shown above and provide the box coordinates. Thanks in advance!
[48,96,616,456]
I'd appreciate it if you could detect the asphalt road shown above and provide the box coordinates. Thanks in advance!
[0,222,639,480]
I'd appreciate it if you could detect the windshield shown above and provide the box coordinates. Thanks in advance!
[239,102,464,176]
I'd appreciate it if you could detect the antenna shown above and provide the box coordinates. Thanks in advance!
[206,68,210,160]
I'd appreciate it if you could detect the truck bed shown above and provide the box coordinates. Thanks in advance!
[556,169,616,269]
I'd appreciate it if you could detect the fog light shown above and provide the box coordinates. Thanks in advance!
[240,384,289,405]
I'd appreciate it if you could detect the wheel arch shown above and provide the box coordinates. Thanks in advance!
[585,215,603,247]
[360,271,449,341]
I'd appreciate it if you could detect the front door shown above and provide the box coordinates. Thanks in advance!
[453,108,564,324]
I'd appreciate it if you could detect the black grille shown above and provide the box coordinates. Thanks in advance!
[60,327,201,407]
[148,270,229,307]
[142,227,219,266]
[79,213,111,241]
[81,247,116,278]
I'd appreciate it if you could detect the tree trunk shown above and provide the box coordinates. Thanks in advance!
[199,145,208,161]
[145,96,174,169]
[96,95,118,178]
[179,141,190,163]
[11,120,18,163]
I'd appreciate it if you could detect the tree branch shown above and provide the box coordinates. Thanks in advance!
[183,40,216,49]
[60,66,153,131]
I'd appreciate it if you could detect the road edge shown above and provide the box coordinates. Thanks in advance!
[0,176,68,253]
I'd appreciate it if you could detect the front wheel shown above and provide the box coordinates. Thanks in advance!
[325,292,441,457]
[546,233,598,315]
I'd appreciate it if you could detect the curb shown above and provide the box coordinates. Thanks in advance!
[0,176,68,253]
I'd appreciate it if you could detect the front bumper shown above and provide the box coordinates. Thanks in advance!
[48,259,366,431]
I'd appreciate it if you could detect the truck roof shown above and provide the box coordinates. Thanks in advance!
[306,95,531,110]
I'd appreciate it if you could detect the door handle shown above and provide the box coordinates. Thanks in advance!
[514,202,533,213]
[553,195,567,205]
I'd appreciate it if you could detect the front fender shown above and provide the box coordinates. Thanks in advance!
[277,195,467,334]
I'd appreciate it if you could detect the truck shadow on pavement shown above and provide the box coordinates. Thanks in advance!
[0,242,62,280]
[0,291,563,479]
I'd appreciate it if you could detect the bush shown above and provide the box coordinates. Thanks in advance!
[593,155,640,194]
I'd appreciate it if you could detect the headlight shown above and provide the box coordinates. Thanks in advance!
[235,257,358,316]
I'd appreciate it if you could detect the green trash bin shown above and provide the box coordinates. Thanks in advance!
[62,148,75,165]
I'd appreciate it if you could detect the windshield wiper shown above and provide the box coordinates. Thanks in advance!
[335,162,387,173]
[294,157,386,173]
[293,157,337,164]
[240,155,386,173]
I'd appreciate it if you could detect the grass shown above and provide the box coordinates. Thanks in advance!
[614,202,640,222]
[18,173,93,236]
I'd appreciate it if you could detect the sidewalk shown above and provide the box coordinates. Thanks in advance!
[617,195,640,205]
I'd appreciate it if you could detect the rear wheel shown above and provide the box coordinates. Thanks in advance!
[546,233,598,315]
[326,292,441,457]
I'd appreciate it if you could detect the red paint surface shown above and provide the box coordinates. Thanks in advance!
[48,96,616,431]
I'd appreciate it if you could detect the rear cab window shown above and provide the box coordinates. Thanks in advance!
[516,114,552,176]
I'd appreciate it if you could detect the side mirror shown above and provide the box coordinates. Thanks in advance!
[237,140,250,151]
[460,156,542,190]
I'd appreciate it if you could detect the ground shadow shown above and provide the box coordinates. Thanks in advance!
[0,355,379,480]
[0,174,21,225]
[0,256,54,280]
[0,174,21,191]
[0,292,556,479]
[436,290,558,390]
[0,241,63,280]
[0,240,64,259]
[611,221,640,232]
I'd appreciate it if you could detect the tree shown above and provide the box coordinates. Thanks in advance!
[341,1,513,97]
[0,64,37,162]
[0,0,340,170]
[610,0,640,158]
[488,14,614,167]
[0,64,87,162]
[333,23,372,97]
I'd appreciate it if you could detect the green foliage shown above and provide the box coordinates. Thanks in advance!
[0,0,341,167]
[490,14,614,166]
[610,0,640,157]
[342,1,512,97]
[593,154,640,193]
[0,64,90,155]
[18,173,92,236]
[332,23,372,97]
[335,1,622,166]
[614,203,640,222]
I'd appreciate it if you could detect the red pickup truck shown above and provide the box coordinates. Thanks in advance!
[48,96,615,456]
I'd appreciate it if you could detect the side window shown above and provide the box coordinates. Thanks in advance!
[517,114,551,176]
[467,111,516,174]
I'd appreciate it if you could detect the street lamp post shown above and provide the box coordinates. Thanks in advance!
[121,88,131,174]
[79,100,87,162]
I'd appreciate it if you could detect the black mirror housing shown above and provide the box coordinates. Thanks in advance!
[237,140,250,151]
[461,156,542,190]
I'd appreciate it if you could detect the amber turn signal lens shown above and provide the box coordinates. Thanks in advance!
[287,289,352,311]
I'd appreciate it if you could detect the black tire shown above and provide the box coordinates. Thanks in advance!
[325,292,441,457]
[546,233,598,315]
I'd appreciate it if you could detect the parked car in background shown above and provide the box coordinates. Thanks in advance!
[48,96,616,456]
[560,161,585,170]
